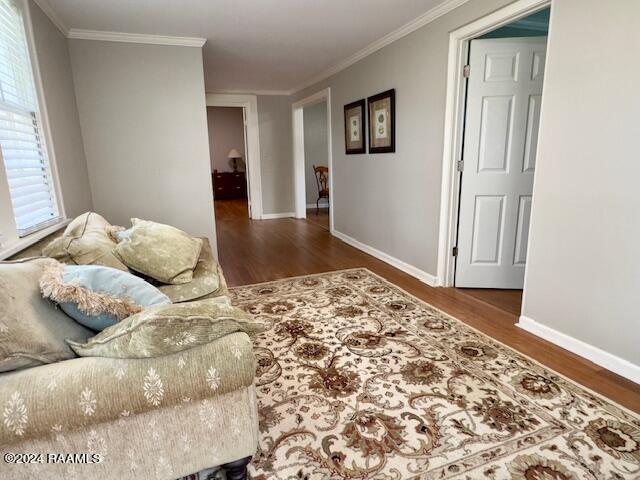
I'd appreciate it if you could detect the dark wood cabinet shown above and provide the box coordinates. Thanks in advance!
[212,171,247,199]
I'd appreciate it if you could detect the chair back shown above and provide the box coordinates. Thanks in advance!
[313,165,329,197]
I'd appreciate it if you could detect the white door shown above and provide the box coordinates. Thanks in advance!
[455,37,547,288]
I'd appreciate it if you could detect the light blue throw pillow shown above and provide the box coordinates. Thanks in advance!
[41,264,171,331]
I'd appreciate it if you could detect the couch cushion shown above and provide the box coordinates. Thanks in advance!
[158,239,227,302]
[40,262,171,331]
[42,212,128,271]
[0,259,93,372]
[67,299,264,359]
[0,332,255,444]
[113,218,203,285]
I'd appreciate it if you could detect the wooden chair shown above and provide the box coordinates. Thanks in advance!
[313,165,329,214]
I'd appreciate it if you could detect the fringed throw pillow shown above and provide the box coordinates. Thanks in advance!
[40,261,171,331]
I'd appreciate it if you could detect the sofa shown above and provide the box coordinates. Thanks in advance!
[0,214,258,480]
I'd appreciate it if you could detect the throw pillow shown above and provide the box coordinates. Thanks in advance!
[159,239,227,302]
[0,259,93,372]
[43,212,128,271]
[112,218,203,285]
[39,261,171,331]
[67,299,264,358]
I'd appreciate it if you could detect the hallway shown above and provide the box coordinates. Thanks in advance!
[214,199,639,412]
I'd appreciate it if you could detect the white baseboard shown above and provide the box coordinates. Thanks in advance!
[306,203,329,209]
[332,229,439,287]
[261,212,295,220]
[518,315,640,384]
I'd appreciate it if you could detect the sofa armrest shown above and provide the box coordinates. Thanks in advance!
[0,332,254,446]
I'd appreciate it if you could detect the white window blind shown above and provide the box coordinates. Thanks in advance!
[0,0,59,236]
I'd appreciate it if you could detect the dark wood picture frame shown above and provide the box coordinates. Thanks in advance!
[367,89,395,153]
[344,99,366,154]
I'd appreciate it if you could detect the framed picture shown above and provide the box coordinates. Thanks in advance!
[344,99,366,154]
[368,89,395,153]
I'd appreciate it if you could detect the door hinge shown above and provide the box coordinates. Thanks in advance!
[463,64,470,78]
[457,160,464,172]
[452,246,458,257]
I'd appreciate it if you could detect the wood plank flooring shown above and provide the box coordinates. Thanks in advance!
[459,288,523,316]
[214,199,639,412]
[305,207,329,230]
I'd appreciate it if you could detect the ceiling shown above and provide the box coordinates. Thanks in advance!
[43,0,454,94]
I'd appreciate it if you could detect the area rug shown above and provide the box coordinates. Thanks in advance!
[228,268,640,479]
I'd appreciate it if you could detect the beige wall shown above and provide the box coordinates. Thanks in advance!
[257,95,294,215]
[29,0,93,217]
[293,0,513,277]
[522,0,640,365]
[69,40,216,250]
[303,102,328,206]
[207,106,245,173]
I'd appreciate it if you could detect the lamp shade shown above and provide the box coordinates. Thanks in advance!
[227,148,242,159]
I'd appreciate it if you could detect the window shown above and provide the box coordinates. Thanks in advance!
[0,0,59,237]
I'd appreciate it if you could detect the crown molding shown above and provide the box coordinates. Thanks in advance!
[208,89,292,96]
[32,0,69,35]
[292,0,472,94]
[67,29,207,47]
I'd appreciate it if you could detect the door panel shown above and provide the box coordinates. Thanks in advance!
[523,94,542,172]
[471,195,505,264]
[513,195,532,265]
[484,52,519,82]
[478,96,514,172]
[455,36,547,289]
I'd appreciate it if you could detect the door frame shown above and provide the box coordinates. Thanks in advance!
[206,94,263,220]
[291,88,333,231]
[436,0,551,287]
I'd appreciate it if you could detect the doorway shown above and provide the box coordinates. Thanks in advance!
[303,102,330,230]
[292,88,333,232]
[205,94,263,220]
[437,0,551,315]
[207,106,250,217]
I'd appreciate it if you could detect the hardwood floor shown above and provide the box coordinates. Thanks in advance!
[305,207,329,230]
[214,199,639,412]
[458,288,523,316]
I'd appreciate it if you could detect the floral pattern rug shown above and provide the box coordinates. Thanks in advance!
[228,268,640,480]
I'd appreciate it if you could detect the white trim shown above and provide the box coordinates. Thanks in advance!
[0,218,70,260]
[206,94,263,220]
[333,230,439,287]
[209,89,291,97]
[518,316,640,384]
[32,0,68,35]
[261,212,295,220]
[306,203,329,209]
[67,29,206,47]
[292,0,471,94]
[436,0,552,287]
[22,0,66,219]
[291,88,334,232]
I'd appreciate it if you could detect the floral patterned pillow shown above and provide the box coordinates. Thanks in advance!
[112,219,203,285]
[42,212,128,271]
[0,259,93,372]
[67,298,264,359]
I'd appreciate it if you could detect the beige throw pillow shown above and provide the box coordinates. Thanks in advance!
[0,259,94,372]
[113,219,203,285]
[158,239,227,302]
[42,212,128,271]
[67,299,264,359]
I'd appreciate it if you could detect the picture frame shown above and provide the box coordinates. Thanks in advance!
[367,89,395,153]
[344,99,366,154]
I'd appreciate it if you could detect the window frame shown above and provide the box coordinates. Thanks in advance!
[0,0,67,259]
